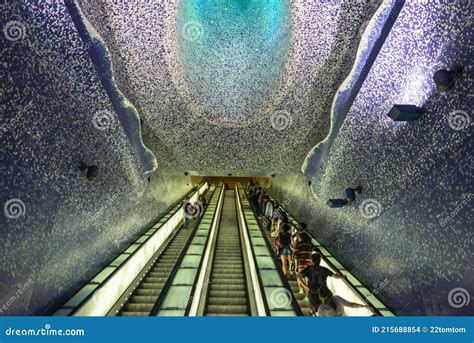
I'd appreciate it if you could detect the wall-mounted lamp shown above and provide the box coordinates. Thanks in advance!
[80,163,98,181]
[184,172,189,176]
[271,174,276,178]
[227,173,232,177]
[433,67,464,93]
[387,105,424,121]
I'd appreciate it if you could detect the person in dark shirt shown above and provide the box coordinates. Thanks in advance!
[276,224,292,276]
[297,253,347,316]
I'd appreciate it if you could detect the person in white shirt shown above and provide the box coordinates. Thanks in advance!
[317,285,373,316]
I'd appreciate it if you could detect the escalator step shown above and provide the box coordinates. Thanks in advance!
[129,295,157,303]
[210,284,246,291]
[208,297,248,306]
[140,282,165,289]
[213,264,243,269]
[121,311,150,316]
[136,289,160,296]
[212,273,244,279]
[211,278,245,285]
[124,303,154,311]
[209,290,246,298]
[207,305,248,313]
[144,277,167,283]
[148,272,169,277]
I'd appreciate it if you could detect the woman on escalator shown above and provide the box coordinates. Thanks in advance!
[276,224,292,277]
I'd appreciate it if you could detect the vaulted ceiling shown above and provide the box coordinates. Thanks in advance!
[78,0,381,175]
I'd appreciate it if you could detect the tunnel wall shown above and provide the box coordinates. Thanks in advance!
[0,1,193,315]
[270,0,473,316]
[1,169,193,316]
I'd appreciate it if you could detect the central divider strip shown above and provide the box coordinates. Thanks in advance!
[150,183,225,316]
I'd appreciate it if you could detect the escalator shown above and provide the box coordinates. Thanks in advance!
[204,190,250,316]
[118,228,194,316]
[260,227,310,316]
[118,192,212,316]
